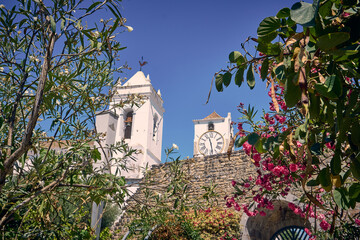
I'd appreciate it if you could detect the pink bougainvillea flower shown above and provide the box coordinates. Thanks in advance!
[355,219,360,226]
[320,220,331,231]
[289,163,298,172]
[231,180,237,187]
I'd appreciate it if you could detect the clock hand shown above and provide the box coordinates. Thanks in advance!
[208,139,214,154]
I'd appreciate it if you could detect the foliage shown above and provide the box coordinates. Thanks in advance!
[127,146,240,240]
[0,0,137,238]
[101,203,121,231]
[215,0,360,237]
[184,207,241,240]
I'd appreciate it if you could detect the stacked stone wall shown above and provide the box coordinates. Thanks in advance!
[111,150,256,238]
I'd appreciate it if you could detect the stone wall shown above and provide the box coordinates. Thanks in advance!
[111,150,256,238]
[111,150,312,240]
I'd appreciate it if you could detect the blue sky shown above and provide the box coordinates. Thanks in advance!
[1,0,301,161]
[117,0,299,161]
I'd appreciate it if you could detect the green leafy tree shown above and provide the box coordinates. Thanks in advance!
[0,0,136,238]
[215,0,360,237]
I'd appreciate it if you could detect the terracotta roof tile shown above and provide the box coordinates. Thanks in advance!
[203,111,223,120]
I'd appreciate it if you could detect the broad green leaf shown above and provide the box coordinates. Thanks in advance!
[318,0,332,19]
[351,122,360,147]
[263,136,275,151]
[236,56,246,67]
[290,0,319,26]
[248,133,260,146]
[257,42,282,56]
[277,8,290,18]
[260,58,269,81]
[246,63,255,89]
[257,17,281,38]
[229,51,242,63]
[284,73,301,107]
[330,152,341,175]
[314,83,339,99]
[235,67,245,87]
[319,167,332,188]
[351,158,360,181]
[310,143,321,155]
[317,32,350,50]
[349,183,360,200]
[91,148,101,161]
[215,74,223,92]
[255,138,266,153]
[235,135,248,148]
[334,188,349,210]
[258,31,278,43]
[309,93,320,120]
[223,72,232,87]
[275,65,286,81]
[307,179,320,187]
[324,74,342,97]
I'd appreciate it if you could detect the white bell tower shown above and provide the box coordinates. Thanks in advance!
[95,71,164,179]
[193,111,232,157]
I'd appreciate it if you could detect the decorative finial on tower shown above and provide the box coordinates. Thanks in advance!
[157,89,161,97]
[139,56,148,71]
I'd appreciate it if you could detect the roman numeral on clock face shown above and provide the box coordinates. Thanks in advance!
[198,131,224,155]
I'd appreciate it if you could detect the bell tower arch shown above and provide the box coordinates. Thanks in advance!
[96,71,164,179]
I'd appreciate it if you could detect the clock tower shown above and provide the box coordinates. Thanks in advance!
[193,111,233,157]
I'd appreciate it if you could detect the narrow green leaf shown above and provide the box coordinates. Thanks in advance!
[309,93,320,120]
[235,67,245,87]
[246,63,255,89]
[223,72,232,87]
[330,152,341,175]
[319,167,332,188]
[49,15,56,32]
[60,18,65,31]
[260,58,269,81]
[284,73,301,107]
[324,74,342,97]
[86,1,102,13]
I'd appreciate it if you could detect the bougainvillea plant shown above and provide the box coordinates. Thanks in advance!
[214,0,360,238]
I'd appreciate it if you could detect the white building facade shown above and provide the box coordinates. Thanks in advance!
[95,71,164,179]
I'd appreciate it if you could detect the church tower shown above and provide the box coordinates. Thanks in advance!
[193,111,232,157]
[95,71,164,179]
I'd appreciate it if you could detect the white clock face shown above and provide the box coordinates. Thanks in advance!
[198,131,224,156]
